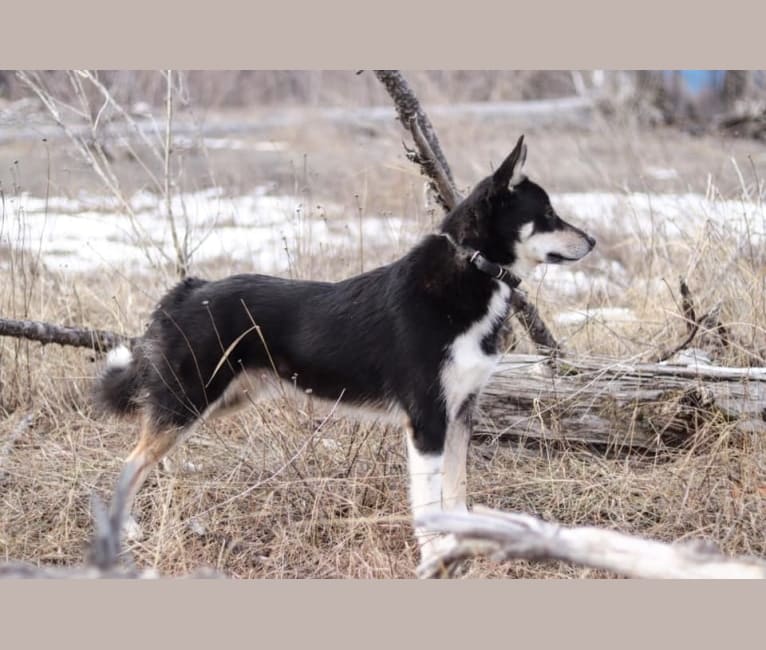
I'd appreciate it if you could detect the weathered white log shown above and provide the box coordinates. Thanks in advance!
[478,354,766,450]
[417,507,766,579]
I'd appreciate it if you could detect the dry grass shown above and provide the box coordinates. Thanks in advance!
[1,98,765,577]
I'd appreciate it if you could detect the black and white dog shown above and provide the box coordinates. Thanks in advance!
[96,136,595,564]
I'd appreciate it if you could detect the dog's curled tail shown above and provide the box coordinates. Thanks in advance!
[95,344,142,416]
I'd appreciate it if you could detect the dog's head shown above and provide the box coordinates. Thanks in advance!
[444,135,596,276]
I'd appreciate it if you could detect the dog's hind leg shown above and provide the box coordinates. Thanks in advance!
[106,372,261,553]
[107,415,196,542]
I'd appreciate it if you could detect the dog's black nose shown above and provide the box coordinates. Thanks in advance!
[586,235,596,249]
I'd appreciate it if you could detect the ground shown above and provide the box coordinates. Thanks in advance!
[1,105,765,577]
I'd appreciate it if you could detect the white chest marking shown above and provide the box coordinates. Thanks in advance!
[440,282,511,420]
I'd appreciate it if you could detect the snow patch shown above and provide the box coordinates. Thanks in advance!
[2,189,762,302]
[1,188,411,274]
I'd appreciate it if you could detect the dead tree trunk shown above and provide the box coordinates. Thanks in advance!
[2,316,763,452]
[479,354,766,450]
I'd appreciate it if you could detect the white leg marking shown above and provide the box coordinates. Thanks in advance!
[406,431,447,562]
[406,431,443,519]
[405,429,457,565]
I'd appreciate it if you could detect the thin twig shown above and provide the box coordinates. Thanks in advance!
[651,314,706,363]
[680,277,696,334]
[649,279,730,363]
[163,70,187,277]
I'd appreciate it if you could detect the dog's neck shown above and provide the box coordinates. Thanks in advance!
[438,232,521,290]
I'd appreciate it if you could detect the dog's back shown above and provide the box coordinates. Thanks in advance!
[95,265,415,430]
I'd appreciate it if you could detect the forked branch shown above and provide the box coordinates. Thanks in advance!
[417,507,766,579]
[374,70,458,208]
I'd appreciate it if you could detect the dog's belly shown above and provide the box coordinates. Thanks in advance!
[211,367,405,426]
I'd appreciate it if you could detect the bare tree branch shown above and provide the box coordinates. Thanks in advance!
[374,69,560,353]
[417,507,766,579]
[509,291,560,353]
[3,316,762,451]
[406,116,462,214]
[163,69,188,277]
[374,71,456,187]
[0,316,134,351]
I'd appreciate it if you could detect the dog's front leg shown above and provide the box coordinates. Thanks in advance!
[405,414,458,567]
[442,410,472,512]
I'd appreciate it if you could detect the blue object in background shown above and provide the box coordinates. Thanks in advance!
[663,70,727,96]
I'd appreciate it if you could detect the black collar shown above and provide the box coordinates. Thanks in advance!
[439,233,522,289]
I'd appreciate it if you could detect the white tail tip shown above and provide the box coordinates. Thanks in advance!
[106,345,133,369]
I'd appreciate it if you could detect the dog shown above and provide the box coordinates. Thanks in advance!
[95,135,595,566]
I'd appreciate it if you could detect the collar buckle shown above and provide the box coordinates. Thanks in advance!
[439,233,521,290]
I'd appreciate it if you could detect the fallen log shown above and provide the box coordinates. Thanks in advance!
[479,354,766,450]
[417,507,766,578]
[1,316,763,452]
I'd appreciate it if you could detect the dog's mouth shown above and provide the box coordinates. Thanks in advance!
[545,252,579,264]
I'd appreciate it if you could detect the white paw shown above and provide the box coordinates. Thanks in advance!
[123,515,143,541]
[416,531,459,566]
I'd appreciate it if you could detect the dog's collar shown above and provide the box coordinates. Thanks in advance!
[439,233,522,289]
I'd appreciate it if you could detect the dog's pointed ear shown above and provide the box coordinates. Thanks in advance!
[493,135,527,189]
